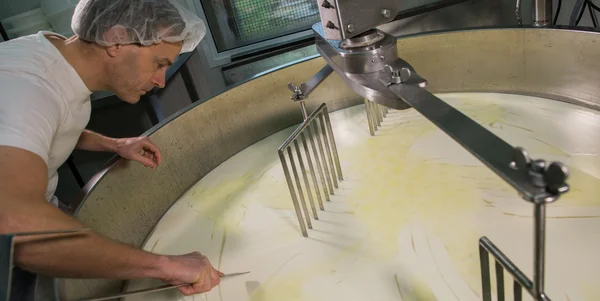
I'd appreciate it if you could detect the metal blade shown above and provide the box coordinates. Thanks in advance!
[70,271,250,301]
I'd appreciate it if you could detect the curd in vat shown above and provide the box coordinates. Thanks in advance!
[124,93,600,301]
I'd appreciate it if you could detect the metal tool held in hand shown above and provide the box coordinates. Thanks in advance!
[71,271,250,301]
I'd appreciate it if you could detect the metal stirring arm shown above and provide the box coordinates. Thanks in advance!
[378,59,569,301]
[379,61,569,204]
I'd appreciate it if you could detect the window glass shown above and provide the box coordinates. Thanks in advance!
[199,0,320,52]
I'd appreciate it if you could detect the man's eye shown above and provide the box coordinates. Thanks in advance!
[157,63,165,69]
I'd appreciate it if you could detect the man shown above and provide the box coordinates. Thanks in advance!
[0,0,222,299]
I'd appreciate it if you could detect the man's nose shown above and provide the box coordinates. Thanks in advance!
[151,69,166,88]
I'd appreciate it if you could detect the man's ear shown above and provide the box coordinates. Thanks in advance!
[103,26,129,57]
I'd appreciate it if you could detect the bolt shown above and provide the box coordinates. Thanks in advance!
[399,68,411,83]
[321,0,335,9]
[326,21,339,30]
[382,9,392,18]
[347,24,355,33]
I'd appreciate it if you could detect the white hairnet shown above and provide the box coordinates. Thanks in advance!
[71,0,206,53]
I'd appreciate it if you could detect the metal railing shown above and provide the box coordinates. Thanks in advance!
[278,103,343,237]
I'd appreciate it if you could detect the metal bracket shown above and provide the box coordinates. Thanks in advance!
[379,59,427,88]
[287,83,308,102]
[510,147,570,203]
[288,83,309,120]
[287,65,334,121]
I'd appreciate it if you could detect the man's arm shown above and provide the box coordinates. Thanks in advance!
[75,129,118,153]
[76,130,161,168]
[0,146,220,295]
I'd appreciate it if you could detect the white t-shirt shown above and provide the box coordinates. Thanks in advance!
[0,31,92,205]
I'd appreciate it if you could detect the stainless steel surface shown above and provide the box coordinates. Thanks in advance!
[380,0,522,37]
[288,65,333,102]
[318,114,337,189]
[323,106,343,181]
[10,229,90,237]
[301,132,325,210]
[479,237,535,300]
[279,151,309,237]
[315,118,334,196]
[278,103,343,237]
[533,0,552,27]
[313,23,412,110]
[363,99,375,135]
[294,139,319,220]
[534,202,546,299]
[479,192,556,300]
[316,0,401,40]
[300,102,308,120]
[72,272,250,301]
[288,65,334,121]
[306,124,331,202]
[287,146,313,230]
[495,261,504,301]
[363,98,390,136]
[516,0,523,25]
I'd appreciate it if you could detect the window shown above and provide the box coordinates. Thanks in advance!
[198,0,320,52]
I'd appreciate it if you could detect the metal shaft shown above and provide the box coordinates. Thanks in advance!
[363,98,375,135]
[279,152,307,237]
[369,100,379,133]
[514,280,523,301]
[294,140,318,220]
[373,101,381,127]
[287,147,312,229]
[324,106,343,181]
[533,0,552,27]
[300,101,308,120]
[313,121,334,195]
[277,102,344,236]
[534,202,545,299]
[306,124,331,202]
[496,261,505,301]
[300,132,325,210]
[376,104,384,124]
[516,0,523,25]
[319,115,338,188]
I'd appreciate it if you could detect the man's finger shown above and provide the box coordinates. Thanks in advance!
[142,152,156,164]
[141,139,162,164]
[135,154,156,168]
[177,285,195,296]
[210,269,221,286]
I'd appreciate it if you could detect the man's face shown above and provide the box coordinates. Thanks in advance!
[105,41,182,103]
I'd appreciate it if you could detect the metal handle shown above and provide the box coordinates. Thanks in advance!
[69,271,250,301]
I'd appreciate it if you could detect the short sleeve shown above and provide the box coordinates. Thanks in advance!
[0,74,63,163]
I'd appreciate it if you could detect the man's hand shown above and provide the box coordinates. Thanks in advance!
[115,137,162,169]
[76,130,162,169]
[160,252,224,295]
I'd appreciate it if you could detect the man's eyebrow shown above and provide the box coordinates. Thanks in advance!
[156,57,173,66]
